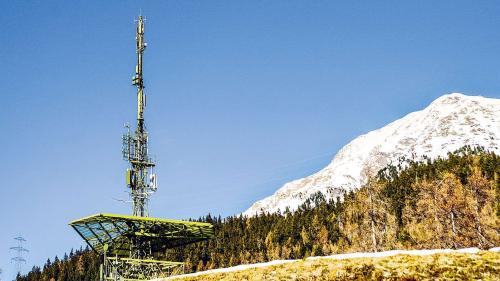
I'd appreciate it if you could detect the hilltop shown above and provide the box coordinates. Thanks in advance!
[245,93,500,216]
[17,147,500,280]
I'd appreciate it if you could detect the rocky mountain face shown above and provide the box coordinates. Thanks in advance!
[243,93,500,216]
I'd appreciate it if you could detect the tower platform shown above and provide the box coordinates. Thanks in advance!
[69,213,214,280]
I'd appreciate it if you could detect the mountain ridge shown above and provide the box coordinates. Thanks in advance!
[244,93,500,216]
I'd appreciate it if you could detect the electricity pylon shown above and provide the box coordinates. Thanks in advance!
[10,236,29,276]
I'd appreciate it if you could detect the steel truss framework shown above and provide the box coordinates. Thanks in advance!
[69,213,214,280]
[103,257,184,281]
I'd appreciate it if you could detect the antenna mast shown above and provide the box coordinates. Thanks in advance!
[123,15,157,217]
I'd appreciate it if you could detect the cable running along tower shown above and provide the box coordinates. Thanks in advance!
[123,15,157,217]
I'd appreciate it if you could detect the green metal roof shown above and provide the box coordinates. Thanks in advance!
[69,213,214,256]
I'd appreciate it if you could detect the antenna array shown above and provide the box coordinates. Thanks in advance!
[122,15,158,218]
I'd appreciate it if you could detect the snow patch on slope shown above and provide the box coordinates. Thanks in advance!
[156,247,499,280]
[244,93,500,216]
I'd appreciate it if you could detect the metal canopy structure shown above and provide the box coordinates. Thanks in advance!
[70,213,214,256]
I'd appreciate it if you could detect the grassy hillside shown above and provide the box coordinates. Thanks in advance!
[165,251,500,281]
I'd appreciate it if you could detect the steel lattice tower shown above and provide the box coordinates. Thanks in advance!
[70,15,214,280]
[10,236,28,276]
[123,15,157,218]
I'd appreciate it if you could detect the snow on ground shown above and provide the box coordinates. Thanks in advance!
[307,247,481,261]
[152,259,295,281]
[153,247,499,280]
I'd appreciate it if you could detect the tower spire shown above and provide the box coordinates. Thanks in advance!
[123,15,157,217]
[134,15,146,125]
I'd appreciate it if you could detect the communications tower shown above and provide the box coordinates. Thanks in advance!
[10,236,29,276]
[69,15,214,281]
[122,15,157,218]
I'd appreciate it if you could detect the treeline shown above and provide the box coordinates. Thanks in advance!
[18,147,500,280]
[17,248,99,281]
[168,147,499,272]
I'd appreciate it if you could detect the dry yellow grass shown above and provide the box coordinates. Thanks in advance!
[167,251,500,281]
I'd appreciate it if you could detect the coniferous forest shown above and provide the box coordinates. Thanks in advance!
[17,147,500,281]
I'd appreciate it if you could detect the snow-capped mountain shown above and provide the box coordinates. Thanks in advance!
[243,93,500,216]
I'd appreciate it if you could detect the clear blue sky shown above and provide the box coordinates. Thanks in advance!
[1,0,500,279]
